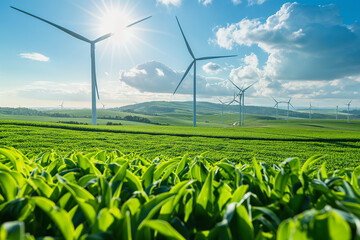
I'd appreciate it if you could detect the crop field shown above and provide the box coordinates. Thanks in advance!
[1,120,360,239]
[1,147,360,239]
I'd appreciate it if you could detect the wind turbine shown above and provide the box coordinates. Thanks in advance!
[11,6,151,125]
[217,98,229,123]
[173,17,237,127]
[227,79,256,126]
[241,82,256,126]
[100,102,106,110]
[228,79,243,125]
[336,105,339,120]
[59,101,64,110]
[286,98,295,121]
[272,97,279,119]
[346,100,352,122]
[308,102,312,120]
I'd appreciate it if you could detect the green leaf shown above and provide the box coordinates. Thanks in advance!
[197,169,214,212]
[142,165,155,189]
[142,219,185,240]
[0,221,25,240]
[328,211,351,240]
[0,170,18,201]
[31,196,74,240]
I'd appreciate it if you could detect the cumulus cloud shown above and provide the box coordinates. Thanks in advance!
[156,0,181,6]
[202,62,223,74]
[214,2,360,81]
[19,52,50,62]
[119,61,232,96]
[199,0,212,6]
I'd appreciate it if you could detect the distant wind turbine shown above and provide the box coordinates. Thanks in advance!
[272,97,279,119]
[227,79,256,126]
[217,98,229,123]
[173,16,237,127]
[100,102,106,110]
[336,105,339,120]
[308,102,312,120]
[346,100,352,122]
[286,98,295,121]
[11,6,151,125]
[59,101,64,110]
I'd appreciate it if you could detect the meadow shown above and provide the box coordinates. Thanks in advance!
[1,117,360,239]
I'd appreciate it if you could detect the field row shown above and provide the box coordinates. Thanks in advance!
[1,123,359,170]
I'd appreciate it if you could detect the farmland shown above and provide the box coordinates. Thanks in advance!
[1,117,360,239]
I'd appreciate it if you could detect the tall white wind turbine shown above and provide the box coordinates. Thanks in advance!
[173,17,237,127]
[336,105,339,120]
[59,101,64,110]
[11,6,151,125]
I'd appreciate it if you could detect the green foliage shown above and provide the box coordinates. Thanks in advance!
[0,148,359,239]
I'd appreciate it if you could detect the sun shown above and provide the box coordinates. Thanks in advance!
[100,9,135,44]
[97,7,135,46]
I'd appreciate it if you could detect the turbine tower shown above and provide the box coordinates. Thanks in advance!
[173,17,237,127]
[11,6,151,125]
[308,102,312,120]
[272,97,279,119]
[346,100,352,122]
[59,101,64,110]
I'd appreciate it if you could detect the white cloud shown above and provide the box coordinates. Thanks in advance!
[19,52,50,62]
[156,68,165,77]
[119,61,232,96]
[215,2,360,82]
[247,0,265,6]
[199,0,212,6]
[156,0,181,7]
[232,0,242,5]
[202,62,223,74]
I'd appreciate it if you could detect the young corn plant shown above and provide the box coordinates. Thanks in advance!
[0,147,359,240]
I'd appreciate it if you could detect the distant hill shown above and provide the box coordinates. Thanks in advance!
[111,101,345,119]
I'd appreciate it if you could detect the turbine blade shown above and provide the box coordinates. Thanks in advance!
[95,79,100,100]
[176,16,195,59]
[11,6,91,43]
[243,81,257,91]
[173,61,194,94]
[227,78,242,92]
[228,99,235,105]
[197,55,237,61]
[94,33,113,43]
[349,100,352,104]
[290,103,295,109]
[126,16,152,28]
[217,98,225,104]
[271,96,278,103]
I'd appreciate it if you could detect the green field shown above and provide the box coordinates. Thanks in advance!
[1,120,359,170]
[1,108,360,239]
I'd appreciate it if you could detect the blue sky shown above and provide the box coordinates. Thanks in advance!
[0,0,359,109]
